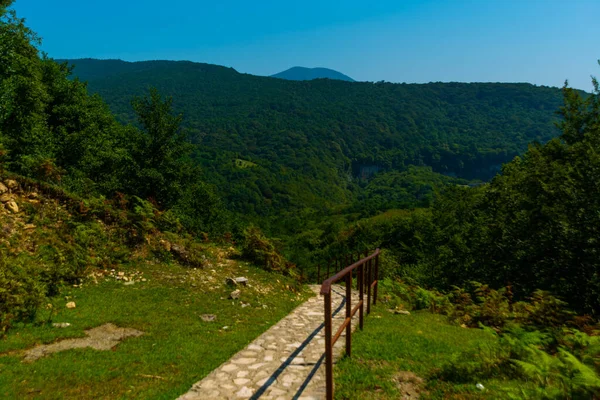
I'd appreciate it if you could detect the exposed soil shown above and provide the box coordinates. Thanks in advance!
[393,371,425,400]
[23,323,143,362]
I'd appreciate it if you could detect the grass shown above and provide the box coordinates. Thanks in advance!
[334,306,537,399]
[0,252,312,399]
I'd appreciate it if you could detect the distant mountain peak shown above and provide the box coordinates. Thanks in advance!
[271,66,355,82]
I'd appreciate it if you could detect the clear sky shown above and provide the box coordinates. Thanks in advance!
[13,0,600,90]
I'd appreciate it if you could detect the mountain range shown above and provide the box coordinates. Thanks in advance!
[271,66,355,82]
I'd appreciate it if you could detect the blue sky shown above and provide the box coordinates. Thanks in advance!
[14,0,600,90]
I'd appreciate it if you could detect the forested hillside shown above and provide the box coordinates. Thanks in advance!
[63,58,565,225]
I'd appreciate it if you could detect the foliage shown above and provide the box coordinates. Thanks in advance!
[324,73,600,316]
[0,253,47,334]
[241,226,297,277]
[64,58,566,230]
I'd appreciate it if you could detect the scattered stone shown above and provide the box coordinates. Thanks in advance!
[28,192,38,199]
[5,200,18,213]
[230,289,241,300]
[24,224,36,230]
[118,271,125,277]
[124,281,134,286]
[0,182,7,194]
[235,277,248,286]
[66,302,76,309]
[201,314,216,322]
[0,194,11,203]
[52,322,71,328]
[137,374,166,380]
[394,309,411,315]
[476,383,485,391]
[4,179,18,190]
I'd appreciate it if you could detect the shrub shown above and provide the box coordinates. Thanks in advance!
[0,254,47,335]
[241,225,297,277]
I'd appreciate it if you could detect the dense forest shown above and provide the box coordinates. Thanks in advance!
[62,58,567,228]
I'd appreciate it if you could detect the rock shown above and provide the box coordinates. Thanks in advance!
[124,281,134,286]
[0,194,10,203]
[4,179,18,190]
[394,309,411,315]
[117,271,125,276]
[28,192,38,199]
[66,302,76,309]
[0,182,7,194]
[226,277,237,286]
[52,322,71,328]
[230,289,241,300]
[235,277,248,286]
[201,314,216,322]
[476,383,485,391]
[24,224,36,230]
[226,276,249,286]
[171,243,189,260]
[5,201,18,213]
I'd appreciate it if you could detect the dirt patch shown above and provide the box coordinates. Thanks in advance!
[23,323,143,362]
[393,371,425,399]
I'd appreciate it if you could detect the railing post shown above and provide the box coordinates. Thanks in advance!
[374,252,379,305]
[345,273,352,357]
[367,258,372,315]
[324,291,333,400]
[359,262,364,330]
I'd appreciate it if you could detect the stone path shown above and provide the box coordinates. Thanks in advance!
[178,285,359,400]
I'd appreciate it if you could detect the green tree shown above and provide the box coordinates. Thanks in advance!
[129,88,194,207]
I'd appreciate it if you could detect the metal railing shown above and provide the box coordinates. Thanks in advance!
[319,248,380,400]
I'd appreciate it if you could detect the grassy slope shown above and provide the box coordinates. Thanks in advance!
[335,308,535,399]
[0,254,311,399]
[0,178,312,399]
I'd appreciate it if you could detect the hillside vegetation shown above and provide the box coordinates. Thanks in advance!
[63,58,565,227]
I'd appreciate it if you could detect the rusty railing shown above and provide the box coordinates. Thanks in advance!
[319,248,380,400]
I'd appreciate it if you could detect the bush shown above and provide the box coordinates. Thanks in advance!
[241,225,297,277]
[0,254,47,335]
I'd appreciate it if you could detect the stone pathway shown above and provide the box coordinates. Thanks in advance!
[178,285,359,400]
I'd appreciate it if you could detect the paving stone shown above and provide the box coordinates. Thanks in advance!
[177,285,360,399]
